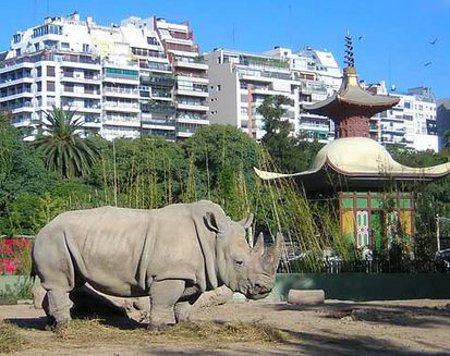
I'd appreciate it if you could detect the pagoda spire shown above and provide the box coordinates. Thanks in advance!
[302,32,400,138]
[344,32,354,68]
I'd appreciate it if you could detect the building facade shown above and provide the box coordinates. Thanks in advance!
[207,47,341,142]
[0,13,208,140]
[367,84,438,151]
[436,98,450,151]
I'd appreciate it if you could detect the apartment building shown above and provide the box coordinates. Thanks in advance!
[265,47,342,141]
[0,12,208,141]
[154,18,209,138]
[437,98,450,150]
[367,83,438,151]
[207,47,341,141]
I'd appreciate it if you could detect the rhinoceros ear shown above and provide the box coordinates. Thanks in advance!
[239,213,254,230]
[204,212,222,233]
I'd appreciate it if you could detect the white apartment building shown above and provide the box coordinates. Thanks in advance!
[154,18,209,138]
[0,12,208,141]
[207,47,341,141]
[368,83,438,151]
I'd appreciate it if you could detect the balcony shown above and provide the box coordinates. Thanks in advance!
[0,75,34,89]
[173,56,207,70]
[61,88,101,99]
[175,72,208,84]
[103,68,139,84]
[61,72,101,83]
[141,103,176,114]
[103,114,141,127]
[103,101,140,112]
[103,86,140,98]
[176,102,208,112]
[62,103,101,113]
[139,62,172,72]
[175,86,208,98]
[177,117,209,125]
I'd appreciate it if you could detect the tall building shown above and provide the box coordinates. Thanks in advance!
[207,47,341,141]
[367,84,438,151]
[437,98,450,150]
[0,13,208,140]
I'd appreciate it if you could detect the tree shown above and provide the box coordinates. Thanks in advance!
[34,107,99,178]
[184,124,260,219]
[258,95,323,173]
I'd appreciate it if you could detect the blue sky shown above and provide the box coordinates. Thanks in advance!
[1,0,449,98]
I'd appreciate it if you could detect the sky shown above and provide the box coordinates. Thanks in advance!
[1,0,449,98]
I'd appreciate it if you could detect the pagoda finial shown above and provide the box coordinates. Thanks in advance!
[344,33,354,68]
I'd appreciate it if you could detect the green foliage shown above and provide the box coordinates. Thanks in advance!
[34,107,100,178]
[0,276,34,301]
[3,192,64,235]
[184,124,259,219]
[257,95,323,173]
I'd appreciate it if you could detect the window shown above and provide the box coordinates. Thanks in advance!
[13,33,22,44]
[147,37,158,45]
[47,81,55,91]
[61,42,70,49]
[82,44,90,52]
[46,66,55,77]
[217,85,221,91]
[404,101,411,109]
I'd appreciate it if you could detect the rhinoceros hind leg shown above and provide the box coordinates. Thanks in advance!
[148,280,185,329]
[174,301,193,323]
[45,289,73,330]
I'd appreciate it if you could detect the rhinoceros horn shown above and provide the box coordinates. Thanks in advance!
[264,232,283,272]
[252,232,265,256]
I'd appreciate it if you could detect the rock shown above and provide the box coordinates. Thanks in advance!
[193,285,234,309]
[32,284,46,309]
[288,289,325,305]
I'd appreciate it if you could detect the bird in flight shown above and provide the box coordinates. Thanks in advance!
[424,61,432,67]
[429,38,438,45]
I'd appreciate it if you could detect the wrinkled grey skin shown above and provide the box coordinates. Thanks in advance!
[32,200,282,329]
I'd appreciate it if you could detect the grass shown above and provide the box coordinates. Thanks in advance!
[54,319,288,348]
[0,321,28,354]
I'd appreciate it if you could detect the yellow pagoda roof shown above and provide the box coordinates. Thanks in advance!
[255,137,450,190]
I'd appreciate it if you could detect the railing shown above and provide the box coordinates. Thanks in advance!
[284,255,446,274]
[103,87,139,95]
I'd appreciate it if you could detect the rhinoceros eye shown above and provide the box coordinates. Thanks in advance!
[234,259,244,266]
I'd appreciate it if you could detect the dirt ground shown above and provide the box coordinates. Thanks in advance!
[1,298,450,355]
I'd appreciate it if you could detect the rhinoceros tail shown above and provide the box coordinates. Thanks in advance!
[30,244,37,280]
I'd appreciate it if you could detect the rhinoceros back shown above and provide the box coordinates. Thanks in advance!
[33,204,213,297]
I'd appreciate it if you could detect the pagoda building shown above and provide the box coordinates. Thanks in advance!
[255,35,450,252]
[304,34,400,139]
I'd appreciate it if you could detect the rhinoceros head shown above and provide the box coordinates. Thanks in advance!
[204,212,282,300]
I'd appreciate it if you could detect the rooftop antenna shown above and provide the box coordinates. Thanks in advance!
[232,22,236,47]
[288,3,293,49]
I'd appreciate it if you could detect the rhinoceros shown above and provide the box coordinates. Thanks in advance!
[32,200,282,329]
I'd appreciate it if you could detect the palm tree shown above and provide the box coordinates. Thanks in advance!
[34,107,99,178]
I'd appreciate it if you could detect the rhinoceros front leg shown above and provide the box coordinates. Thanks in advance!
[149,279,185,329]
[43,289,73,330]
